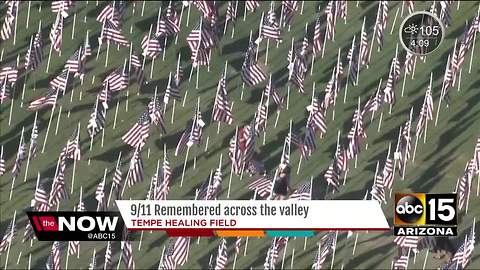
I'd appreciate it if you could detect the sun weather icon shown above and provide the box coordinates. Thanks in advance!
[403,23,419,34]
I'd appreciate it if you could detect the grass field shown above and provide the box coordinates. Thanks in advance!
[1,1,480,269]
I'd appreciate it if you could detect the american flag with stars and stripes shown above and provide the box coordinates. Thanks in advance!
[25,31,43,71]
[50,13,64,52]
[126,146,145,188]
[241,41,267,87]
[122,110,152,149]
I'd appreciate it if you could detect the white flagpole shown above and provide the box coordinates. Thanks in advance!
[389,7,399,34]
[70,122,80,193]
[344,35,356,104]
[13,1,19,45]
[34,103,55,156]
[435,53,451,127]
[54,105,63,135]
[107,152,122,207]
[26,1,32,28]
[3,210,17,270]
[71,13,76,39]
[46,44,53,72]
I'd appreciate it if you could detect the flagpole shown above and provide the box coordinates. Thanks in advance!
[71,13,76,39]
[231,1,238,39]
[3,210,17,270]
[435,53,451,127]
[107,152,122,207]
[468,6,479,74]
[176,4,185,44]
[26,1,31,28]
[23,112,37,183]
[402,108,413,180]
[227,126,238,198]
[344,35,356,104]
[105,41,110,67]
[54,105,63,135]
[10,127,24,200]
[290,246,296,269]
[13,1,18,45]
[368,2,381,63]
[332,48,341,121]
[70,122,80,193]
[113,99,120,129]
[280,238,289,270]
[186,2,191,26]
[263,74,272,145]
[389,7,399,35]
[46,44,53,72]
[257,12,264,61]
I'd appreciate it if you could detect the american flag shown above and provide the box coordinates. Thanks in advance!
[25,31,43,71]
[324,162,340,191]
[101,20,129,46]
[50,13,64,52]
[129,52,145,85]
[48,159,69,207]
[96,2,123,27]
[98,80,111,108]
[49,69,69,92]
[0,219,16,254]
[34,181,50,211]
[62,127,81,160]
[45,241,62,270]
[306,98,327,137]
[375,1,389,51]
[242,121,257,168]
[87,97,107,138]
[302,127,317,158]
[383,57,401,105]
[404,52,415,75]
[157,3,181,36]
[197,168,223,200]
[392,254,409,270]
[51,1,74,18]
[406,0,415,14]
[325,1,337,41]
[148,96,167,134]
[261,7,281,41]
[11,135,27,179]
[312,232,336,270]
[214,238,228,270]
[245,0,260,13]
[241,41,267,86]
[288,47,308,93]
[225,1,238,28]
[264,82,285,110]
[112,161,123,200]
[126,147,144,188]
[337,0,347,21]
[312,16,323,57]
[153,160,171,201]
[0,1,18,41]
[415,89,434,137]
[370,173,386,204]
[187,107,206,147]
[359,20,369,66]
[141,32,164,58]
[264,237,288,269]
[0,146,6,176]
[121,240,135,270]
[381,158,395,189]
[393,236,419,250]
[122,110,151,149]
[162,237,190,269]
[104,67,129,92]
[104,241,113,270]
[254,101,268,133]
[0,66,18,85]
[281,1,298,27]
[248,174,273,198]
[212,75,233,124]
[334,145,348,173]
[396,119,412,178]
[82,34,92,61]
[95,177,106,211]
[456,164,473,210]
[347,38,359,86]
[289,182,312,200]
[164,73,182,105]
[234,237,242,254]
[64,47,83,75]
[0,79,12,101]
[228,129,244,175]
[473,137,480,174]
[193,1,217,23]
[175,127,191,156]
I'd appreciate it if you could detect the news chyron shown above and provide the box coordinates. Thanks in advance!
[26,211,125,241]
[394,193,457,236]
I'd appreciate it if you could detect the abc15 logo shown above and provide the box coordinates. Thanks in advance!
[394,193,457,226]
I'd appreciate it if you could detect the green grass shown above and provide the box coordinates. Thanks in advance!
[1,1,480,269]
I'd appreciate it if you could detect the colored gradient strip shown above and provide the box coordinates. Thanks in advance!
[166,229,215,237]
[266,230,315,237]
[215,230,265,237]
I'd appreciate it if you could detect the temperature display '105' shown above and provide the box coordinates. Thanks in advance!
[400,11,445,56]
